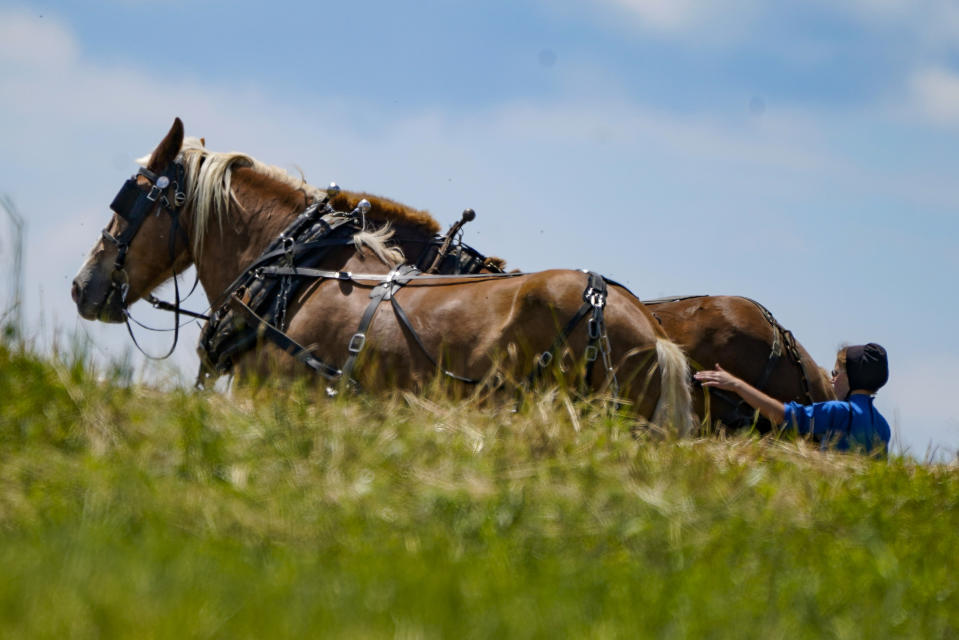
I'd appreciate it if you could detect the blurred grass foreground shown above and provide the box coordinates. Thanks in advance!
[0,335,957,639]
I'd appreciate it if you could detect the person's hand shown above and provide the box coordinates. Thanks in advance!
[693,364,742,392]
[695,363,787,424]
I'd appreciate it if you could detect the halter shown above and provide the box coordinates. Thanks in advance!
[104,161,193,359]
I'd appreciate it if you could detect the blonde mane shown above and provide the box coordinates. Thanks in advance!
[352,224,406,266]
[138,136,441,262]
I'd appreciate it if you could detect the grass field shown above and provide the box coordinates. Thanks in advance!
[1,336,957,639]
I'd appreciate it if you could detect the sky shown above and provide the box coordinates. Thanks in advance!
[0,0,957,459]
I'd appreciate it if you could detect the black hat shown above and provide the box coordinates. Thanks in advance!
[845,343,888,392]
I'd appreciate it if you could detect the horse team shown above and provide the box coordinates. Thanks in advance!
[72,118,835,435]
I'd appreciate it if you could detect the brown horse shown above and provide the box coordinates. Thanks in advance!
[72,118,694,434]
[643,295,835,431]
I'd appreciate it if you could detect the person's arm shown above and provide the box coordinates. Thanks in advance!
[693,364,785,424]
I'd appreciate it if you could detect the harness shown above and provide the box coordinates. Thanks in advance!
[525,271,618,396]
[104,163,621,396]
[644,295,816,428]
[195,191,499,385]
[193,198,618,395]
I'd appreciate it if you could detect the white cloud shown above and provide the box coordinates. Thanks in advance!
[0,9,78,68]
[591,0,762,39]
[910,67,959,126]
[602,0,701,32]
[835,0,959,51]
[476,98,834,175]
[584,0,959,63]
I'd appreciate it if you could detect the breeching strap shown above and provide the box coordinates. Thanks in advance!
[525,271,618,395]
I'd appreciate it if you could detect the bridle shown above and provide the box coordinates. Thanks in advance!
[106,163,186,270]
[103,160,198,359]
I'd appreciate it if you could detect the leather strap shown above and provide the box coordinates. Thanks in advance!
[229,294,343,380]
[525,271,615,392]
[340,265,420,381]
[388,288,482,384]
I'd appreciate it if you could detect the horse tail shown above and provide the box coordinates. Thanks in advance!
[651,337,695,437]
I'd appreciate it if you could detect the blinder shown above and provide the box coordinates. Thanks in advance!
[109,178,145,221]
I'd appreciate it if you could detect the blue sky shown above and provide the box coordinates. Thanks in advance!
[1,0,957,458]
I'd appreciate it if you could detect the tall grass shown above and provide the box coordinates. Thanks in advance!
[0,337,956,639]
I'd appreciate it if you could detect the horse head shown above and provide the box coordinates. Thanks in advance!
[72,118,194,323]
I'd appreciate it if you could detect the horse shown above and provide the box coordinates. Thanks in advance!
[642,295,835,431]
[72,118,695,434]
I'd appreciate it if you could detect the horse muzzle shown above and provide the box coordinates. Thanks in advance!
[72,267,128,323]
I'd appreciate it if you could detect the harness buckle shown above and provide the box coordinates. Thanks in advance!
[585,345,598,362]
[586,289,606,309]
[281,235,296,264]
[537,351,553,368]
[173,186,186,208]
[146,184,163,202]
[348,332,366,354]
[588,317,601,339]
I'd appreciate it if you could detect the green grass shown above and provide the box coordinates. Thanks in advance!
[0,339,957,639]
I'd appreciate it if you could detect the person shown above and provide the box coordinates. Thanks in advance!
[694,343,891,455]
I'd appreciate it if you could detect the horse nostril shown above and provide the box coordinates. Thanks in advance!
[71,279,82,304]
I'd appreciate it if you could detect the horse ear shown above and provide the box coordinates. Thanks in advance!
[200,137,206,147]
[147,117,185,171]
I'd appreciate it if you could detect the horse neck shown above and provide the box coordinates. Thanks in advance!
[190,170,310,300]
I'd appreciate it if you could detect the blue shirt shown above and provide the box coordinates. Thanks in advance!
[783,394,891,455]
